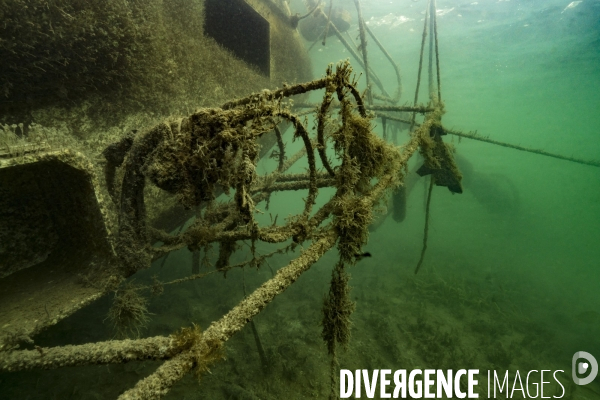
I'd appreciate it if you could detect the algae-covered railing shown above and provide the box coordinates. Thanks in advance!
[0,60,460,399]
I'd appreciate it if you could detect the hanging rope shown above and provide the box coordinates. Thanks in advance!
[432,0,442,103]
[353,0,372,104]
[428,0,435,101]
[415,176,434,274]
[414,0,446,275]
[410,0,431,130]
[322,0,334,46]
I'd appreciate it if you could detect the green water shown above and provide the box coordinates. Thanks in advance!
[1,0,599,398]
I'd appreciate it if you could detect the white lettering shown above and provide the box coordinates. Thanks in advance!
[541,370,551,398]
[468,369,479,398]
[455,370,466,399]
[527,370,539,398]
[381,369,391,398]
[553,370,565,399]
[493,370,509,398]
[409,369,423,398]
[511,370,525,399]
[340,370,353,398]
[393,370,407,398]
[364,369,379,399]
[424,370,435,398]
[437,370,453,398]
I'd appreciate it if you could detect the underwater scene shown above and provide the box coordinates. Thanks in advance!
[0,0,599,399]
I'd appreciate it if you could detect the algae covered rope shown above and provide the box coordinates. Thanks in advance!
[222,61,367,115]
[0,148,411,373]
[366,114,600,169]
[116,59,411,398]
[324,15,394,102]
[413,0,453,274]
[2,61,434,399]
[273,124,285,172]
[415,176,434,275]
[353,0,372,104]
[114,62,364,274]
[410,0,431,130]
[291,102,434,113]
[117,229,340,400]
[445,128,600,168]
[432,0,442,103]
[410,0,433,276]
[0,336,176,372]
[242,268,269,371]
[119,139,410,399]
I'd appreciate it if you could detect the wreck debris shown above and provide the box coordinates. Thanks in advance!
[1,61,459,400]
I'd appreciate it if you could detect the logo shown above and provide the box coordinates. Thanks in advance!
[572,351,598,385]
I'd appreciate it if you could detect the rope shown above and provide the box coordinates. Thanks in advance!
[365,24,403,103]
[353,0,372,104]
[445,128,600,168]
[361,113,600,169]
[322,0,334,46]
[415,176,434,275]
[428,0,435,101]
[410,0,431,130]
[432,0,442,103]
